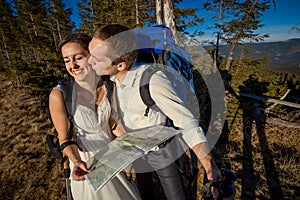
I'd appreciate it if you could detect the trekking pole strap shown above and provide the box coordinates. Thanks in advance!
[60,140,80,151]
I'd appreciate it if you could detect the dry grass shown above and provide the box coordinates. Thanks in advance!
[0,74,299,199]
[0,75,66,200]
[214,115,300,200]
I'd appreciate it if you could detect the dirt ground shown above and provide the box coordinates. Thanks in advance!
[0,74,299,200]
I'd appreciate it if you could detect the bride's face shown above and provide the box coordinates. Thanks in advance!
[61,42,93,81]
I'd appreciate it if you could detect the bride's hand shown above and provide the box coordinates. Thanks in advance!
[72,160,90,181]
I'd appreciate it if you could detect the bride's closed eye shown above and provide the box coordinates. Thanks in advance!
[64,54,86,63]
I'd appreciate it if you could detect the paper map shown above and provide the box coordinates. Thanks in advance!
[85,125,181,192]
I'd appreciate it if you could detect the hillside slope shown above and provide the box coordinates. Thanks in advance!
[218,38,300,68]
[0,75,66,200]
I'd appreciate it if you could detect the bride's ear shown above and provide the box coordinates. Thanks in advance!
[116,62,127,71]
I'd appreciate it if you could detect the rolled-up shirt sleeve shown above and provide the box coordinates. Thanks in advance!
[149,71,207,148]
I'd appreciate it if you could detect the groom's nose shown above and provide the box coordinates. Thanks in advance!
[87,54,94,66]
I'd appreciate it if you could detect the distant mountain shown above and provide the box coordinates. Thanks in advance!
[218,38,300,68]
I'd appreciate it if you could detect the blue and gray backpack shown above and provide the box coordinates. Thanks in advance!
[133,25,195,116]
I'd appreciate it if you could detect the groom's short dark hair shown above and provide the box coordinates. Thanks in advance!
[93,24,137,69]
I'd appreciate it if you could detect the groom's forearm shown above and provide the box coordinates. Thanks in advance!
[192,142,221,182]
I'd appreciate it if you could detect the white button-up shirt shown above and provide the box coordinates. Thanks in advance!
[111,64,206,148]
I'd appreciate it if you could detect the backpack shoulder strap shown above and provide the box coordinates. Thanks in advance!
[58,76,74,117]
[60,77,74,140]
[46,76,75,161]
[139,67,160,116]
[47,76,74,139]
[139,66,177,128]
[102,75,114,104]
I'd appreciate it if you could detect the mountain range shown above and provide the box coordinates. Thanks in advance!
[218,38,300,69]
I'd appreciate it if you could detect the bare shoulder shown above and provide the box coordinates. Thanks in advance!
[49,88,64,102]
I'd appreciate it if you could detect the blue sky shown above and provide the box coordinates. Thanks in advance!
[65,0,300,42]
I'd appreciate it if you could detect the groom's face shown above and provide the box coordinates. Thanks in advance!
[88,38,118,76]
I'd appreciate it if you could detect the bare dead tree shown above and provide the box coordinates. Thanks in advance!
[155,0,177,41]
[156,0,163,25]
[135,0,140,25]
[163,0,177,41]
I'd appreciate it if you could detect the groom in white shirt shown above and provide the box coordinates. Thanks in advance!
[88,23,223,200]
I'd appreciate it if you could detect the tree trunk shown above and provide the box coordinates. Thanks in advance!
[56,19,62,41]
[238,48,244,67]
[52,29,57,49]
[90,1,96,30]
[135,0,139,25]
[225,0,258,72]
[156,0,163,25]
[225,41,237,71]
[29,13,38,37]
[215,0,223,69]
[1,30,10,64]
[163,0,177,41]
[238,92,300,109]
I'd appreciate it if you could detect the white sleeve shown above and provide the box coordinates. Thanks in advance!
[149,71,207,148]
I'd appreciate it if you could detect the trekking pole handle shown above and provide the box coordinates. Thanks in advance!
[64,167,71,179]
[63,159,71,178]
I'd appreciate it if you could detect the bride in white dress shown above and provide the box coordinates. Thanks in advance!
[49,33,141,200]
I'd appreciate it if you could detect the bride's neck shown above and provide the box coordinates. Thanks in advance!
[75,76,102,110]
[76,75,101,93]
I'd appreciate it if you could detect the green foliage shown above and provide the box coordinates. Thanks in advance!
[203,0,275,71]
[0,0,73,95]
[220,56,297,118]
[77,0,203,36]
[0,0,18,65]
[0,0,294,103]
[0,0,203,95]
[48,0,75,43]
[173,1,204,35]
[77,0,143,35]
[225,57,288,96]
[218,0,273,43]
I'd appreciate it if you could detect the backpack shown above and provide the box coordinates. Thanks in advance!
[133,25,195,116]
[46,76,74,163]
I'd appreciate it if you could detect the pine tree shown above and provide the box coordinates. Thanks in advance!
[0,0,17,67]
[14,0,52,61]
[10,0,68,90]
[173,0,204,35]
[77,0,202,35]
[145,0,203,34]
[46,0,76,82]
[48,0,75,48]
[0,0,27,87]
[203,0,225,68]
[77,0,98,34]
[204,0,275,73]
[78,0,140,35]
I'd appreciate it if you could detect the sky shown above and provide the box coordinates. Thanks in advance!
[65,0,300,42]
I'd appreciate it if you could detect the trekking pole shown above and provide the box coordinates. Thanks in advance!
[63,159,72,200]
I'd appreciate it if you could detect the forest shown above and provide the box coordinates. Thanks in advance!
[0,0,299,199]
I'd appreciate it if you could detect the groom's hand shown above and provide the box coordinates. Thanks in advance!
[123,164,133,181]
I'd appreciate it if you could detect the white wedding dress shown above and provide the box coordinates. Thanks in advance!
[69,83,141,200]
